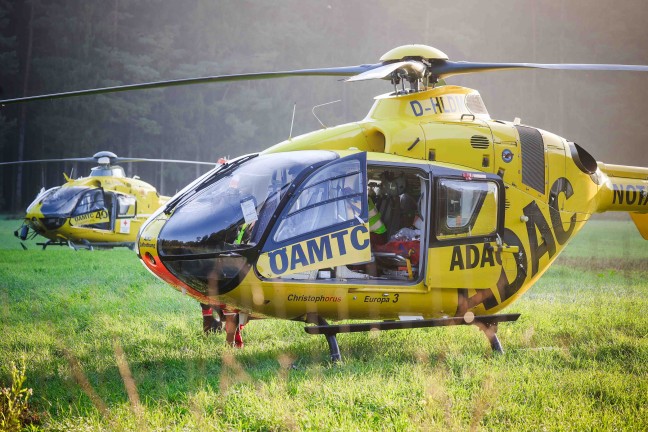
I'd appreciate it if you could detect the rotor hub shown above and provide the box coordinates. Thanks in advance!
[379,45,448,63]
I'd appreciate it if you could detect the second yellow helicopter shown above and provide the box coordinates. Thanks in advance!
[2,151,219,250]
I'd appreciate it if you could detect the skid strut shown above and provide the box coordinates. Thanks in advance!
[306,314,341,361]
[305,313,520,361]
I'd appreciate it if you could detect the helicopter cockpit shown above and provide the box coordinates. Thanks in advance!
[143,149,505,299]
[158,151,337,253]
[31,186,84,217]
[155,151,339,293]
[151,151,426,295]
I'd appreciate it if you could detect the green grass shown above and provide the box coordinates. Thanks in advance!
[0,216,646,431]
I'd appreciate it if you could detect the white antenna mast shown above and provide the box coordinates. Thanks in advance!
[288,103,296,140]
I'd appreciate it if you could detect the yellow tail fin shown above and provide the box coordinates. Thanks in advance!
[630,212,648,240]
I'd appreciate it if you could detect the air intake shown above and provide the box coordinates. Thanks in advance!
[515,125,545,194]
[470,135,490,149]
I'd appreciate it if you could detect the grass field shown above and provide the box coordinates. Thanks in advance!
[0,216,646,431]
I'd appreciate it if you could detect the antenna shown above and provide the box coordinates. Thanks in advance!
[288,102,296,140]
[312,100,341,129]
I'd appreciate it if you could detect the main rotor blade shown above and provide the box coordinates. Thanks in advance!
[4,55,646,106]
[0,157,95,166]
[115,157,219,166]
[0,157,221,166]
[346,61,426,82]
[0,64,381,105]
[432,61,648,78]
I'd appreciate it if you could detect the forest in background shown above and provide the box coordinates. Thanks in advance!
[1,0,648,212]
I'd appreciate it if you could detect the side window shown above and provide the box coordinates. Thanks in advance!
[273,159,363,243]
[73,189,105,216]
[116,194,136,218]
[436,179,498,240]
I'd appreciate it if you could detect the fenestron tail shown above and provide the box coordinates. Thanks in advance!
[597,162,648,239]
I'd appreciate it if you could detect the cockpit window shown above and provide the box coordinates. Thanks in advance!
[39,186,90,216]
[73,189,106,216]
[273,158,363,243]
[26,186,60,213]
[116,193,136,218]
[158,150,336,256]
[436,179,499,239]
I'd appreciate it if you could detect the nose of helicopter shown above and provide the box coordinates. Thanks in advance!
[137,150,336,302]
[137,209,254,303]
[22,207,65,239]
[137,215,211,304]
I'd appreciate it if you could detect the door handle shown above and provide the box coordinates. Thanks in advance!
[498,244,519,254]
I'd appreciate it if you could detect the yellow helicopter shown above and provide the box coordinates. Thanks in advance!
[0,151,219,250]
[3,45,648,360]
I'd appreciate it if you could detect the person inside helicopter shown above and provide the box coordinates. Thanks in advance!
[374,171,418,237]
[368,195,388,245]
[340,168,423,280]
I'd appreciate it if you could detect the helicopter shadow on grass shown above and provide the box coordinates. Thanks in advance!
[233,321,499,369]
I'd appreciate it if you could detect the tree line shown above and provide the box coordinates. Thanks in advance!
[2,0,648,212]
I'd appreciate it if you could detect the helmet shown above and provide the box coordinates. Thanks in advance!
[380,171,407,197]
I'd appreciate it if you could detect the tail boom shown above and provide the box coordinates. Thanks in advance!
[596,162,648,239]
[597,163,648,213]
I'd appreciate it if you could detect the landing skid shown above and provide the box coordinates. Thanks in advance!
[36,240,73,250]
[35,240,135,250]
[304,313,520,361]
[305,315,342,361]
[36,239,95,250]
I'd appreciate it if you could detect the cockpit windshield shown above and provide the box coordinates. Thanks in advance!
[158,150,337,257]
[39,186,91,216]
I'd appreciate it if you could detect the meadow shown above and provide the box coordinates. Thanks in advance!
[0,217,646,431]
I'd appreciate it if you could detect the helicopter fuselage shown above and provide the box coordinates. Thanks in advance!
[137,84,648,323]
